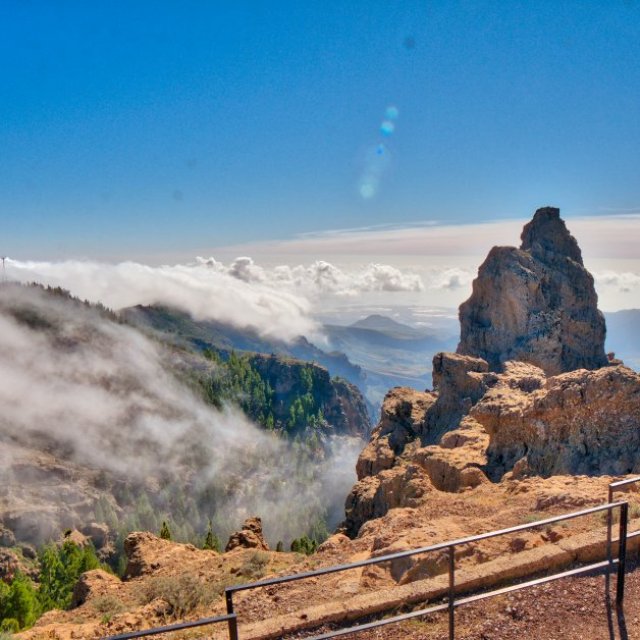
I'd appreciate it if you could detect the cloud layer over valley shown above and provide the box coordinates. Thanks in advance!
[0,284,362,544]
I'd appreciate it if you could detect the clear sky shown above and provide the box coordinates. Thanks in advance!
[0,0,640,315]
[2,1,640,261]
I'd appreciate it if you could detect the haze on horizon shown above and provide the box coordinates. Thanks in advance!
[2,2,640,315]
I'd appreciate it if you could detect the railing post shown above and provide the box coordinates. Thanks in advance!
[617,502,628,608]
[606,486,613,568]
[448,544,455,640]
[226,590,239,640]
[227,614,239,640]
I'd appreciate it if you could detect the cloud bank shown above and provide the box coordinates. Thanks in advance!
[4,257,424,340]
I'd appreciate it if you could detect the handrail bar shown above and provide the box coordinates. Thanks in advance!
[304,559,618,640]
[609,476,640,490]
[226,501,627,594]
[101,612,238,640]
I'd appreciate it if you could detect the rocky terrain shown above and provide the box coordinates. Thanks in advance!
[6,207,640,639]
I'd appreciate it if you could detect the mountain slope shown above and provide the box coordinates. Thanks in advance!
[0,284,369,557]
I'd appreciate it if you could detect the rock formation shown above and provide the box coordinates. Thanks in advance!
[344,207,640,538]
[458,206,608,375]
[225,516,270,552]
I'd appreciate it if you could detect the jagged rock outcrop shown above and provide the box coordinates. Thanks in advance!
[225,516,270,552]
[123,531,204,578]
[356,387,437,479]
[424,353,489,439]
[345,208,639,537]
[346,355,640,537]
[472,362,640,480]
[458,206,608,375]
[70,569,121,608]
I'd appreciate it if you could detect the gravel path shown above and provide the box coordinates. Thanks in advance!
[284,560,640,640]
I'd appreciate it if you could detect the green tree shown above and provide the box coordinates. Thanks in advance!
[202,520,221,552]
[2,573,39,630]
[37,541,103,612]
[159,521,172,540]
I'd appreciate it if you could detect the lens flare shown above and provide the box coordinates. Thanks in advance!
[385,105,399,120]
[380,121,395,136]
[359,179,377,199]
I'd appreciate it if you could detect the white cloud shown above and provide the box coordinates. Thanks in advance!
[197,256,424,295]
[594,270,640,293]
[5,257,424,340]
[6,257,314,342]
[427,267,474,290]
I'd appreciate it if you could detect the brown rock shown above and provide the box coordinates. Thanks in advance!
[425,353,490,439]
[81,522,110,549]
[472,363,640,480]
[458,206,608,375]
[225,516,270,552]
[344,464,434,537]
[0,525,16,547]
[70,569,121,608]
[356,387,436,480]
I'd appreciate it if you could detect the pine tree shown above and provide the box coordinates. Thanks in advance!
[159,521,172,540]
[202,520,221,552]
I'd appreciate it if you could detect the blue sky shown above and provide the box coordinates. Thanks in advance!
[2,1,640,260]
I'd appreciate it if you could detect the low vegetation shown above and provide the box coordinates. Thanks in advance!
[0,541,108,632]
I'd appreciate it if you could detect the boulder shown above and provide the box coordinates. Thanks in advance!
[225,517,270,552]
[70,568,121,608]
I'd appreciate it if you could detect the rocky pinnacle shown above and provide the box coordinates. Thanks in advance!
[457,206,608,375]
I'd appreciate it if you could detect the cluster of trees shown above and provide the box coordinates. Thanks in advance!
[201,349,277,428]
[0,541,106,632]
[198,350,329,439]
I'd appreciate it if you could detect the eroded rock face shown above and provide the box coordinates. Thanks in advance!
[356,387,437,480]
[472,363,640,480]
[345,354,640,536]
[457,207,608,375]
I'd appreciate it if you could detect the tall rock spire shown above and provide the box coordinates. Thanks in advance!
[457,206,608,375]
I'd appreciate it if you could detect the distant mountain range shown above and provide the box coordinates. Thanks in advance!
[122,306,639,414]
[323,315,458,404]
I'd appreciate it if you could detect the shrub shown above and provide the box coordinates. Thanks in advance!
[142,574,223,619]
[0,618,19,633]
[290,535,317,555]
[238,551,270,579]
[91,594,126,616]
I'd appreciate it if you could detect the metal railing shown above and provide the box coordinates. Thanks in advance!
[102,612,237,640]
[225,501,629,640]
